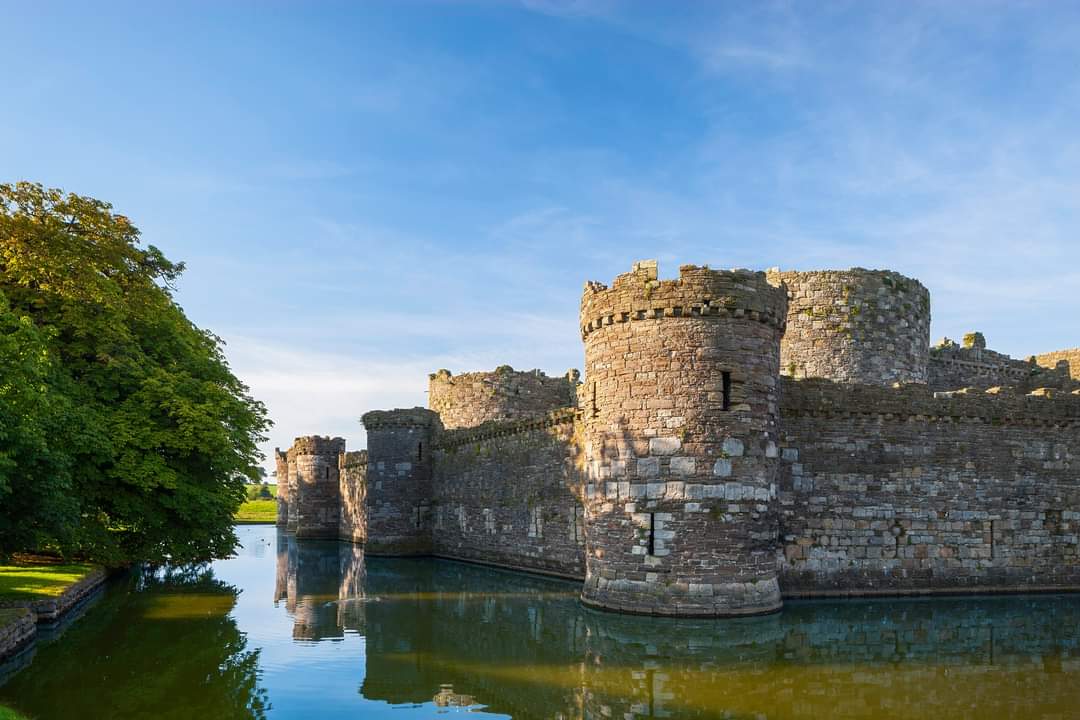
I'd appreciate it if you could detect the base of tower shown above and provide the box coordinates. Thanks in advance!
[580,576,783,618]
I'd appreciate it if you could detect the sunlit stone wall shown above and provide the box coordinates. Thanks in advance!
[430,409,585,579]
[360,408,439,556]
[778,379,1080,594]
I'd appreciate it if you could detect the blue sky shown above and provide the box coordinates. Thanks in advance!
[4,1,1080,471]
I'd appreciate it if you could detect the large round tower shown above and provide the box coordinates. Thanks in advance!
[579,260,788,616]
[766,268,930,386]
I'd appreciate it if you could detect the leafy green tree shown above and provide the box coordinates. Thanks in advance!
[0,182,269,564]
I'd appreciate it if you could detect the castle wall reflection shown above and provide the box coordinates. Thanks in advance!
[273,528,1080,720]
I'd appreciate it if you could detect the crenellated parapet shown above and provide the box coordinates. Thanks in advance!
[581,260,788,339]
[767,268,930,386]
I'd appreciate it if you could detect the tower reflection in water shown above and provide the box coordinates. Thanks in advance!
[273,530,1080,720]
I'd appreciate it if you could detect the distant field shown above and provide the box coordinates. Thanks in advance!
[236,499,277,524]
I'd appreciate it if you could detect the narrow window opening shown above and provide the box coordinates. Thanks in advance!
[722,371,732,411]
[647,513,656,556]
[591,382,599,418]
[325,466,330,479]
[415,504,422,528]
[417,442,423,462]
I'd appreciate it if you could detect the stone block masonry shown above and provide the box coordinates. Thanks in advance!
[287,436,346,539]
[778,379,1080,595]
[429,367,579,430]
[360,409,439,556]
[431,409,584,579]
[767,268,930,386]
[277,258,1080,618]
[579,262,787,616]
[1037,348,1080,381]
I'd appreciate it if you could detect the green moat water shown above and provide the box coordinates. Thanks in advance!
[2,524,1079,719]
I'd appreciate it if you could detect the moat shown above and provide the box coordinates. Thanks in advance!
[3,524,1080,719]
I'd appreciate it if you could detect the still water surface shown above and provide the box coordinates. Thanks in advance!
[2,524,1079,719]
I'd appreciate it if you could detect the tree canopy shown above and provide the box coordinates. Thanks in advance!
[0,182,269,564]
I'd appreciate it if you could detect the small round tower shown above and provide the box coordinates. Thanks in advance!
[287,436,346,539]
[766,268,930,385]
[579,260,788,616]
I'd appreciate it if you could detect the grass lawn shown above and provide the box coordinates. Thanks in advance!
[0,706,28,720]
[0,562,97,602]
[235,499,277,524]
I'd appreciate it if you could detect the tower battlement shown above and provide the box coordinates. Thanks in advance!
[581,261,788,339]
[286,435,346,458]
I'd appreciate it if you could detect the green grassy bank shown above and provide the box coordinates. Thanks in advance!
[235,499,277,524]
[0,705,28,719]
[0,562,97,602]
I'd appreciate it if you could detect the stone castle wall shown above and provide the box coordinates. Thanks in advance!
[928,336,1079,393]
[275,258,1080,617]
[430,409,585,579]
[579,261,788,616]
[778,378,1080,595]
[929,333,1039,391]
[339,450,368,544]
[428,367,578,430]
[767,268,930,385]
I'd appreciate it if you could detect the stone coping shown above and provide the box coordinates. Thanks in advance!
[782,377,1080,425]
[435,407,578,450]
[0,608,36,662]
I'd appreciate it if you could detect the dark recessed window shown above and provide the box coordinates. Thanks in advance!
[722,371,732,411]
[647,513,656,556]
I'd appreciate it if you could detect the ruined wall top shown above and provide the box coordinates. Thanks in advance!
[929,336,1080,393]
[580,260,788,338]
[929,334,1038,391]
[1036,348,1080,381]
[767,267,931,386]
[286,435,346,459]
[428,367,578,430]
[361,407,440,430]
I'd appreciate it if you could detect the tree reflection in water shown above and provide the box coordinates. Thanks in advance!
[0,565,267,720]
[274,532,1080,720]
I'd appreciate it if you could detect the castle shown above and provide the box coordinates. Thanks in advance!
[275,261,1080,617]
